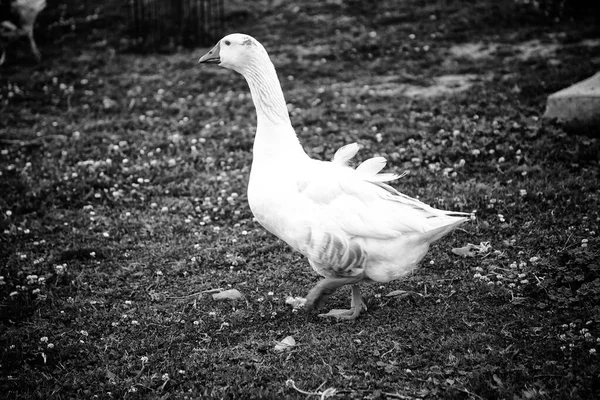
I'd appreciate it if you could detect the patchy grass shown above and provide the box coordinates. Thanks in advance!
[1,0,599,398]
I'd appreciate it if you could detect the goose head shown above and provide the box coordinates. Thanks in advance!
[199,33,269,74]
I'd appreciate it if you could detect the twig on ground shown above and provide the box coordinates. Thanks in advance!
[382,392,417,399]
[165,288,223,299]
[285,379,337,399]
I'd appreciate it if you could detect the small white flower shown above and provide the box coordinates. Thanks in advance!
[40,336,49,343]
[141,356,148,363]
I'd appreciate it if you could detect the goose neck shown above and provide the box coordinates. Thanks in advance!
[243,59,291,126]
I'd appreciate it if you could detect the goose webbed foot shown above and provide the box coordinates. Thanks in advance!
[318,285,365,320]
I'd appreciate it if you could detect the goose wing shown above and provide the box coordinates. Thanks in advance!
[296,158,469,241]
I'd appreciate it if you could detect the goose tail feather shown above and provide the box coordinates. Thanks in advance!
[419,216,470,244]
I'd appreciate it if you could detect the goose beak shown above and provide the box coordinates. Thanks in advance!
[199,42,221,64]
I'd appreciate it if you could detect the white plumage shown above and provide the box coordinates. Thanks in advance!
[199,33,473,319]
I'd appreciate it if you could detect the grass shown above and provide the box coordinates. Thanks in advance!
[1,0,599,398]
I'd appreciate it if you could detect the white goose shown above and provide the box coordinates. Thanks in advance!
[199,34,472,319]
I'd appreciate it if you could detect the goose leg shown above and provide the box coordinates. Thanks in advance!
[318,284,365,320]
[305,275,364,312]
[27,31,41,62]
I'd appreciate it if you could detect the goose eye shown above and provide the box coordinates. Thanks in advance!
[224,40,231,46]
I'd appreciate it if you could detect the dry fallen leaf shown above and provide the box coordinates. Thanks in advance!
[106,369,117,383]
[452,241,492,257]
[285,296,306,309]
[212,288,243,301]
[274,336,296,352]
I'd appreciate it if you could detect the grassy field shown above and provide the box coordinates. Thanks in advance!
[1,0,600,398]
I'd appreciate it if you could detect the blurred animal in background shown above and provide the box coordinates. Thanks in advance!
[0,0,46,65]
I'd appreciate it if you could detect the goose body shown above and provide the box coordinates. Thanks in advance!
[199,33,472,319]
